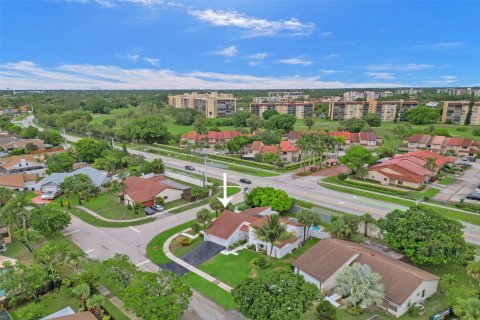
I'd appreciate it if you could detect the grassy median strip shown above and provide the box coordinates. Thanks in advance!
[319,181,480,226]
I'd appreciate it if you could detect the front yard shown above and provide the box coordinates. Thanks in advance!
[82,191,141,220]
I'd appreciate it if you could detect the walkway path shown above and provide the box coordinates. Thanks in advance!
[163,230,233,292]
[97,285,140,320]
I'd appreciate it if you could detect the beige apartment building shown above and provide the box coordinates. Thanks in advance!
[167,92,236,118]
[441,101,480,125]
[328,100,418,121]
[250,101,314,119]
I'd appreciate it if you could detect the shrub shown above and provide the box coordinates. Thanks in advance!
[315,299,337,320]
[228,239,246,250]
[345,305,362,316]
[127,204,132,210]
[336,173,348,181]
[456,126,468,132]
[191,223,201,234]
[473,129,480,136]
[180,238,191,246]
[251,256,270,269]
[423,196,430,201]
[15,303,45,320]
[407,305,420,317]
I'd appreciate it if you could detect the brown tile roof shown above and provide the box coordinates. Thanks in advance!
[204,210,257,240]
[282,130,303,140]
[369,159,433,183]
[241,206,271,216]
[430,135,446,145]
[359,131,378,142]
[207,131,242,140]
[124,176,167,203]
[279,141,298,152]
[52,312,97,320]
[250,140,264,152]
[0,155,41,169]
[0,173,37,188]
[394,150,455,167]
[293,239,439,306]
[446,137,476,147]
[406,134,431,144]
[260,145,279,155]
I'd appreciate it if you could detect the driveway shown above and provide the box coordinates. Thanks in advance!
[434,162,480,203]
[162,241,225,276]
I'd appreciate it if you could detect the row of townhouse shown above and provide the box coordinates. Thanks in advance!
[243,140,300,163]
[180,130,243,146]
[403,134,479,157]
[250,101,314,119]
[441,101,480,125]
[167,92,236,118]
[367,150,455,188]
[327,131,383,150]
[328,100,419,121]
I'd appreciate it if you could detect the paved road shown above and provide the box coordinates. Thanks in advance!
[18,115,480,245]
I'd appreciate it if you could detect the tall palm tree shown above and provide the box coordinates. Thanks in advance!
[467,260,480,297]
[254,214,293,259]
[336,263,385,309]
[72,283,91,311]
[1,195,36,252]
[360,213,375,237]
[296,210,319,241]
[196,208,212,228]
[298,135,310,173]
[425,157,436,171]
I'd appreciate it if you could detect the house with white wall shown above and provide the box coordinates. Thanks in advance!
[293,238,439,318]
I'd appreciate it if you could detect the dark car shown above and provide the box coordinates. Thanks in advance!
[466,192,480,200]
[239,178,252,184]
[144,207,156,215]
[185,165,195,171]
[0,243,6,253]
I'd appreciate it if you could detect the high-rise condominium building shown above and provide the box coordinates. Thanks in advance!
[167,92,236,118]
[328,100,418,121]
[252,91,309,103]
[441,101,480,125]
[250,101,314,119]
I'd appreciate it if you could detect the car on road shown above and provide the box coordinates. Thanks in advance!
[242,187,250,194]
[152,204,164,212]
[41,192,56,200]
[185,165,195,171]
[0,243,6,253]
[239,178,251,184]
[144,207,156,215]
[466,192,480,200]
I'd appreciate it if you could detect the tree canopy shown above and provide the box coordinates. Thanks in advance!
[129,116,170,144]
[340,146,376,178]
[262,109,279,120]
[265,114,296,134]
[74,139,110,163]
[30,206,71,236]
[244,187,293,212]
[339,118,366,133]
[46,153,75,174]
[363,113,381,127]
[232,271,318,320]
[378,206,469,265]
[406,107,439,125]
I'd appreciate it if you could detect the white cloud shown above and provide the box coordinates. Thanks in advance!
[144,57,160,66]
[319,31,333,38]
[324,54,340,60]
[425,75,459,85]
[277,58,312,66]
[0,60,408,90]
[212,45,238,58]
[413,42,464,50]
[188,9,315,37]
[320,69,343,74]
[246,53,268,66]
[366,63,436,72]
[366,72,395,80]
[64,0,168,7]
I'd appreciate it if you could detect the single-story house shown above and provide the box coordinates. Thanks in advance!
[203,206,308,258]
[393,150,455,172]
[327,131,382,150]
[122,175,191,207]
[180,130,242,147]
[36,166,109,194]
[0,155,44,174]
[0,172,37,191]
[1,138,46,151]
[367,157,434,189]
[293,238,439,318]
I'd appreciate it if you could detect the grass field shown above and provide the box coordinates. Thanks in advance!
[89,107,135,128]
[83,192,141,220]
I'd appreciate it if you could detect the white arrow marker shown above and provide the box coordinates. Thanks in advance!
[217,172,233,208]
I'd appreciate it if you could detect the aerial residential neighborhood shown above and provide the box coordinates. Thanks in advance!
[2,1,480,320]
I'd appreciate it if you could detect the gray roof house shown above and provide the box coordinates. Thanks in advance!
[36,166,109,193]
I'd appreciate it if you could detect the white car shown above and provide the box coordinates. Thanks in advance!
[41,192,56,200]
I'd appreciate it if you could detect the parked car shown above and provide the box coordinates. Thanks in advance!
[242,187,250,194]
[185,165,195,171]
[466,192,480,200]
[41,192,56,200]
[0,243,6,253]
[152,204,164,212]
[144,207,156,215]
[239,178,252,184]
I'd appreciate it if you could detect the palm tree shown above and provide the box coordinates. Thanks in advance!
[335,263,385,309]
[296,210,319,241]
[196,208,212,228]
[425,157,436,171]
[72,283,91,311]
[209,198,224,217]
[467,260,480,297]
[360,213,375,237]
[110,180,124,204]
[254,214,293,259]
[453,298,480,320]
[191,186,208,200]
[0,187,14,207]
[1,195,36,252]
[441,273,457,287]
[328,218,352,240]
[86,294,105,317]
[298,135,310,173]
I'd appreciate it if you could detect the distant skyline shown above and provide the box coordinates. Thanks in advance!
[1,0,479,90]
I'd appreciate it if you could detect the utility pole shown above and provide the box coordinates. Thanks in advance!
[203,155,208,189]
[62,128,67,148]
[111,137,115,149]
[86,132,92,139]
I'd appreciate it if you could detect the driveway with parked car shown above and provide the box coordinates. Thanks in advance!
[434,161,480,203]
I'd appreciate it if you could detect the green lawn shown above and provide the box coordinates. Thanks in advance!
[13,114,30,121]
[438,175,456,185]
[10,287,80,320]
[164,198,189,209]
[170,235,203,257]
[83,192,141,220]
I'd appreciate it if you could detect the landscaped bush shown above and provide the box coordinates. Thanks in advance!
[473,129,480,136]
[251,256,270,269]
[14,303,45,320]
[180,237,191,246]
[315,299,337,320]
[127,204,132,210]
[407,305,421,317]
[455,201,480,213]
[228,239,246,250]
[345,305,362,315]
[191,223,201,234]
[336,173,348,181]
[456,126,468,132]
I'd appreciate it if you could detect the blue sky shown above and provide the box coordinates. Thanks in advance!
[1,0,479,89]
